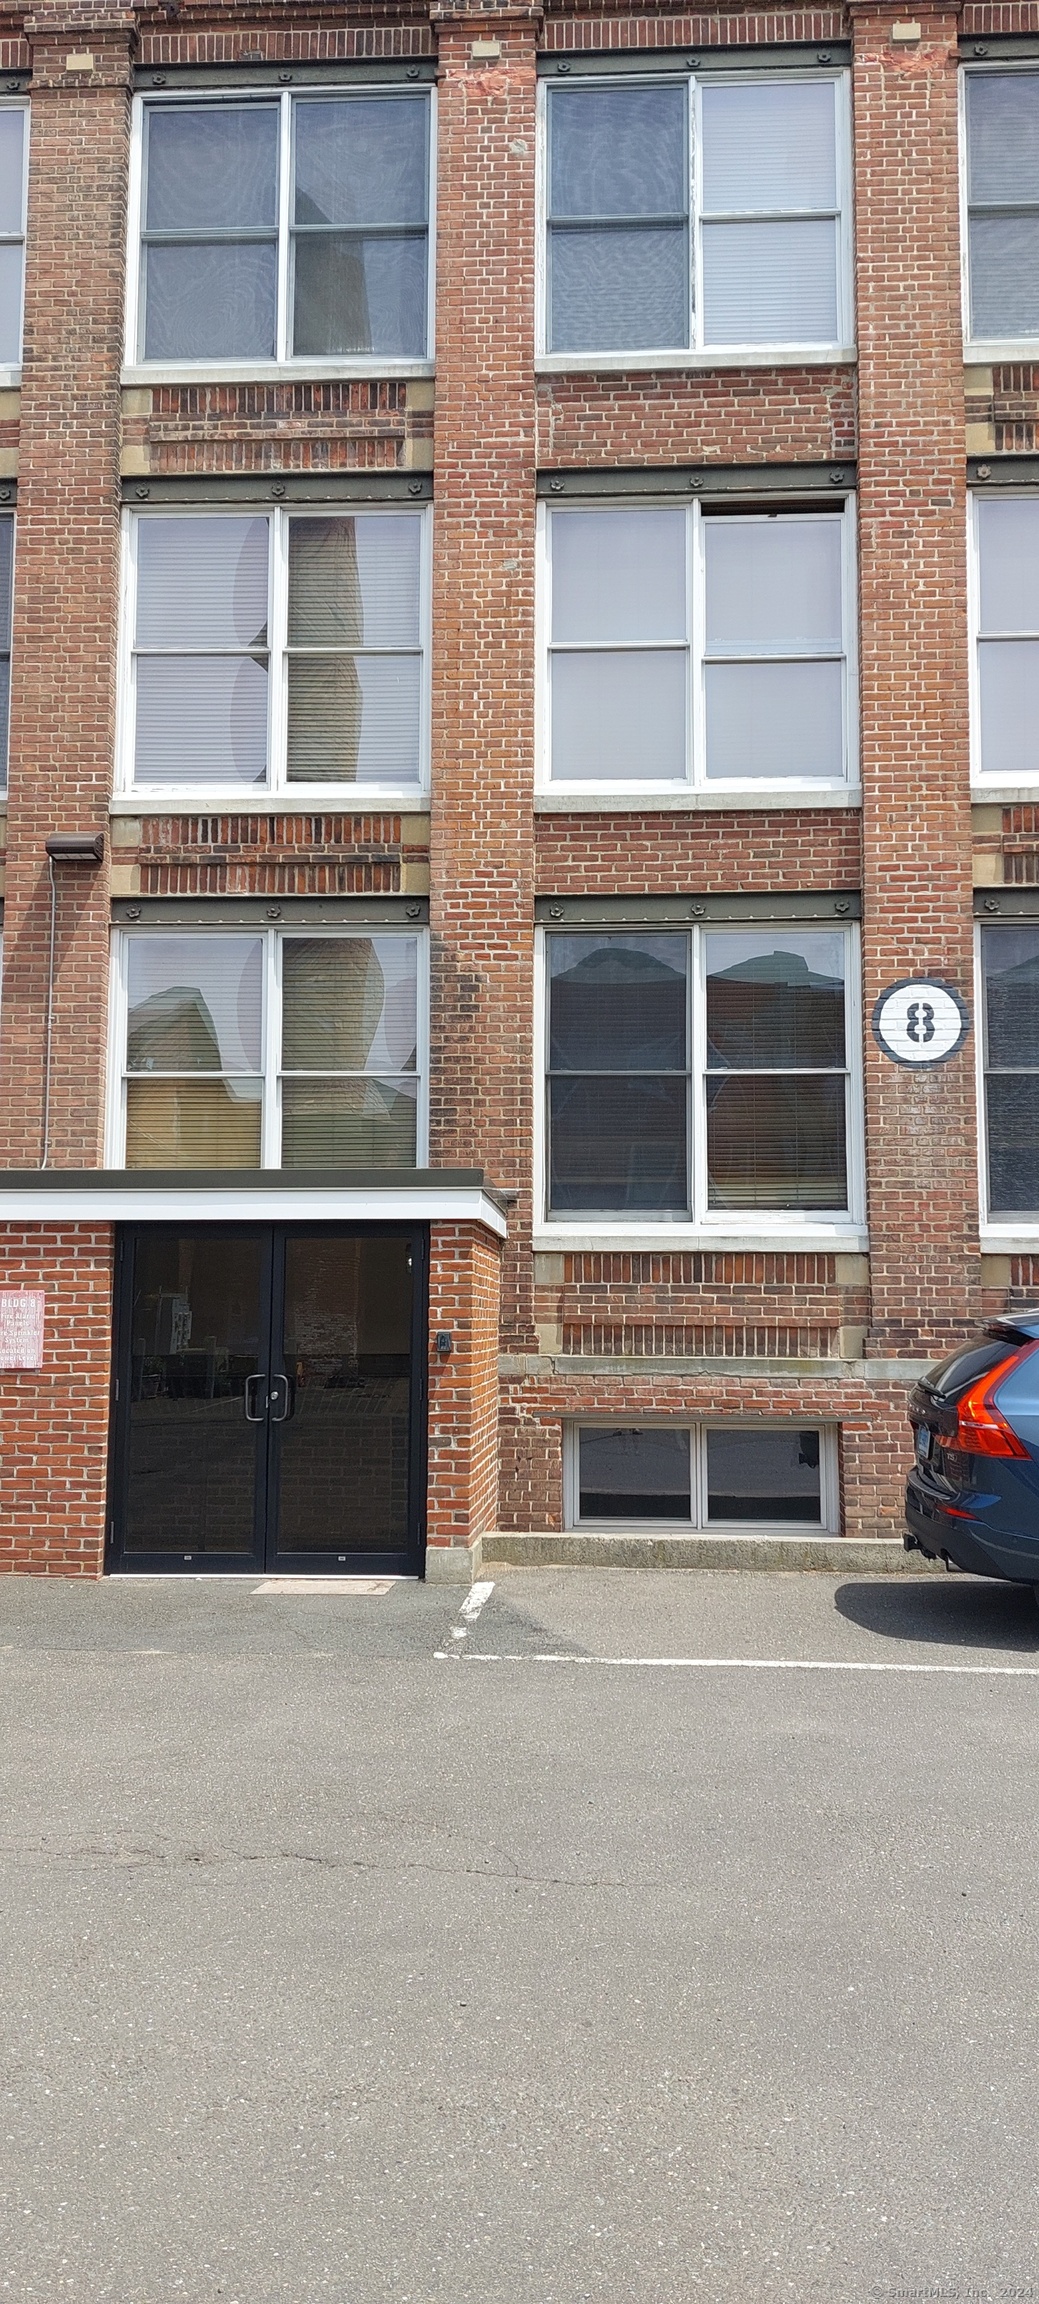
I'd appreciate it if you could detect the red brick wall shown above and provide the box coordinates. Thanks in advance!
[0,1224,113,1574]
[499,1366,914,1540]
[536,810,861,893]
[427,1220,502,1551]
[536,368,856,469]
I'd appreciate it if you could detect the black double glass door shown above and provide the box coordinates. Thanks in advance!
[107,1225,427,1575]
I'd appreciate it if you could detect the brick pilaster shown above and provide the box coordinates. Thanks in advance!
[0,9,134,1165]
[852,0,980,1354]
[427,1,540,1349]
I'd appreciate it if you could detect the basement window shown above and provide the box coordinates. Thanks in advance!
[567,1424,835,1529]
[130,88,432,369]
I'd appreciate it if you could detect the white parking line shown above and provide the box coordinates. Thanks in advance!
[445,1581,496,1646]
[434,1650,1039,1676]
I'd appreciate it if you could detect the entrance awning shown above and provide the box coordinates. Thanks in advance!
[0,1169,509,1235]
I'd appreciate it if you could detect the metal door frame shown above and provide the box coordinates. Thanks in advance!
[106,1221,429,1576]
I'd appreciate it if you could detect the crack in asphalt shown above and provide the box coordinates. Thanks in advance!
[0,1842,626,1890]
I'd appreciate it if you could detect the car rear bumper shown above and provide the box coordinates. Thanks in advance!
[905,1476,1039,1582]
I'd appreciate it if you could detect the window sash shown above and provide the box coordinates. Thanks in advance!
[122,505,430,797]
[542,72,849,357]
[0,511,13,793]
[980,923,1039,1218]
[970,492,1039,785]
[542,501,853,790]
[964,67,1039,344]
[0,102,28,370]
[114,927,427,1170]
[133,88,433,367]
[543,926,855,1223]
[567,1422,835,1530]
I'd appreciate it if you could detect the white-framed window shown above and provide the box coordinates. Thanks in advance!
[0,509,12,791]
[963,65,1039,349]
[969,492,1039,787]
[108,924,428,1170]
[564,1421,838,1531]
[0,101,28,374]
[977,922,1039,1219]
[539,500,856,792]
[118,504,430,800]
[126,87,433,371]
[540,71,852,360]
[539,923,862,1229]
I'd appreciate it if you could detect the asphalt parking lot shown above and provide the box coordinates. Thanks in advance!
[2,1566,1038,2304]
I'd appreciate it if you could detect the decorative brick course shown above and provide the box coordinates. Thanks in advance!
[535,810,862,891]
[536,368,856,469]
[123,379,434,479]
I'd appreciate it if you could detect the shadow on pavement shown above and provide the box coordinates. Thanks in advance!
[834,1575,1039,1653]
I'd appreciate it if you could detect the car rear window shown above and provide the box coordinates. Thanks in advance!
[923,1339,1016,1402]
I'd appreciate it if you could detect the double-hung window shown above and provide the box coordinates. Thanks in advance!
[980,926,1039,1218]
[543,70,851,358]
[964,68,1039,346]
[131,88,432,367]
[0,511,12,790]
[121,506,428,799]
[971,494,1039,786]
[0,102,27,371]
[112,927,426,1170]
[542,501,855,791]
[543,926,859,1226]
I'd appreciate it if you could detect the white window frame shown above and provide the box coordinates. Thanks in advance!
[106,921,430,1170]
[0,504,14,796]
[124,84,436,383]
[533,922,866,1249]
[966,486,1039,797]
[563,1420,840,1532]
[115,501,432,805]
[536,497,858,799]
[973,916,1039,1245]
[960,60,1039,361]
[535,68,854,370]
[0,98,29,384]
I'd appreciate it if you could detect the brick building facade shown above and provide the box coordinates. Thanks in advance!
[0,0,1034,1577]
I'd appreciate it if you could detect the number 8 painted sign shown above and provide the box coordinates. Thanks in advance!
[871,978,970,1067]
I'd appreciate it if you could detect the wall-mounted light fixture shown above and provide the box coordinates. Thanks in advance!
[41,833,106,1168]
[44,833,105,864]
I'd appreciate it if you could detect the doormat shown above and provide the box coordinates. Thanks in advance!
[252,1577,401,1596]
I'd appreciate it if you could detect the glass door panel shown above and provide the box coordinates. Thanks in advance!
[120,1229,267,1562]
[109,1225,423,1573]
[273,1232,414,1559]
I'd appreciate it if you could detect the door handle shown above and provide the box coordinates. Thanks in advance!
[269,1373,294,1425]
[243,1372,266,1423]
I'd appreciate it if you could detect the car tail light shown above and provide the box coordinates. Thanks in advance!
[944,1350,1032,1460]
